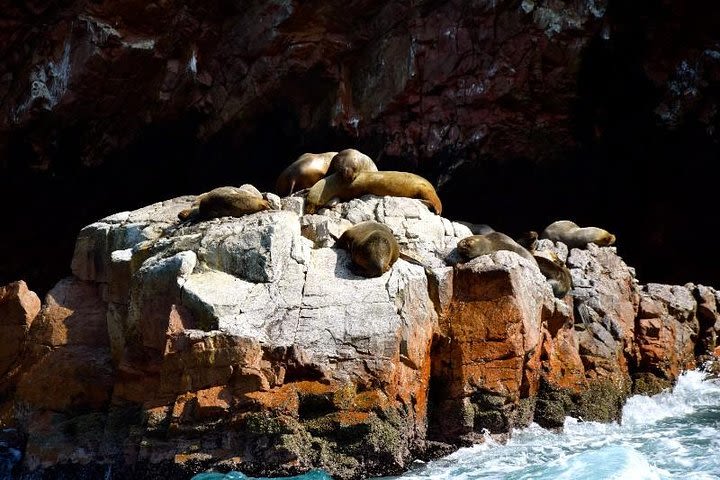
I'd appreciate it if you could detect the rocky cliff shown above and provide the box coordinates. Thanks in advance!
[1,192,718,479]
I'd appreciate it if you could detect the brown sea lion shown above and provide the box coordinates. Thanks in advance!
[540,220,616,249]
[306,171,442,215]
[275,151,338,196]
[337,221,399,277]
[456,232,536,264]
[457,232,572,298]
[515,230,539,252]
[456,221,495,235]
[178,186,270,222]
[327,149,378,183]
[534,250,572,298]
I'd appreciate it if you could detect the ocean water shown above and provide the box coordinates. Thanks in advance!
[193,369,720,480]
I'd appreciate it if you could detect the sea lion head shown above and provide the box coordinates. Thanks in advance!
[351,232,395,277]
[596,232,616,246]
[515,230,539,252]
[329,149,377,183]
[457,235,493,260]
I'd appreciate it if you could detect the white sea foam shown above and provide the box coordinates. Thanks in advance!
[381,370,720,480]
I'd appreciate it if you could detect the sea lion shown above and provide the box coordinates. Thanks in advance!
[515,231,539,252]
[337,221,399,277]
[456,221,495,235]
[327,149,378,183]
[456,232,536,264]
[178,186,270,222]
[275,151,338,196]
[306,171,442,215]
[540,220,616,249]
[534,250,572,298]
[457,232,572,298]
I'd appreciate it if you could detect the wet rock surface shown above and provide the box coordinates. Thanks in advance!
[1,193,718,479]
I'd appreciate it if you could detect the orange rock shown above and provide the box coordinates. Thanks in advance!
[166,304,196,336]
[160,332,263,395]
[195,386,232,419]
[352,389,390,412]
[432,253,552,437]
[31,278,109,348]
[0,280,40,326]
[16,346,113,411]
[326,410,371,427]
[13,278,113,412]
[0,280,40,376]
[541,328,587,392]
[245,383,301,416]
[636,285,699,381]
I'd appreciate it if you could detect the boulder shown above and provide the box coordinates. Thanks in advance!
[3,194,717,479]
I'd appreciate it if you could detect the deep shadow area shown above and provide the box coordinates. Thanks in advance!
[441,0,720,287]
[0,105,366,296]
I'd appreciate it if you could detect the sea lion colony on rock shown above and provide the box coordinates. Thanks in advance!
[305,171,443,215]
[175,150,612,299]
[533,250,572,298]
[456,229,575,299]
[457,232,536,264]
[273,148,441,215]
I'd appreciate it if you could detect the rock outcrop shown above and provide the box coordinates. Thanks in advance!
[1,192,719,479]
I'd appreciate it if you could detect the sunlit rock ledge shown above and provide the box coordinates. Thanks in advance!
[1,192,718,479]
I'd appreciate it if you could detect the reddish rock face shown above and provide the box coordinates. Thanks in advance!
[15,278,113,414]
[432,251,553,439]
[694,285,720,355]
[1,0,719,303]
[0,0,606,168]
[0,280,40,386]
[636,284,699,380]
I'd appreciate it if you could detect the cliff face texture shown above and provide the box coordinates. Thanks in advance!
[4,0,716,166]
[1,0,605,165]
[1,193,718,479]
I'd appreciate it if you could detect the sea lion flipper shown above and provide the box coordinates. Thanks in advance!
[419,199,440,214]
[178,207,198,222]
